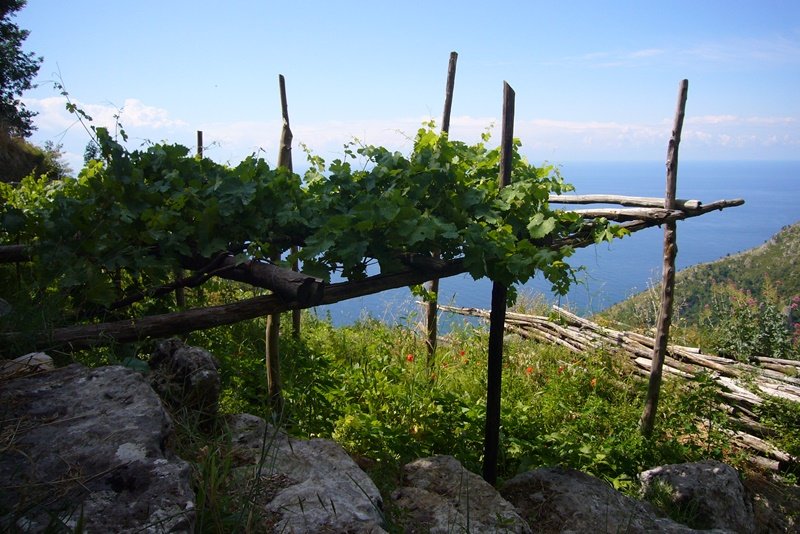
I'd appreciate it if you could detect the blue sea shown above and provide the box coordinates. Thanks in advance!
[311,161,800,327]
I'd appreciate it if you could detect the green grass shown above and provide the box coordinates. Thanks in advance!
[187,309,741,498]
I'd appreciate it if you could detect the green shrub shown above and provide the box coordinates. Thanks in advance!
[702,282,798,361]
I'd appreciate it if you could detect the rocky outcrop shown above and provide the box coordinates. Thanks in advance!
[0,352,54,379]
[149,337,221,419]
[501,466,708,533]
[227,413,387,533]
[391,455,530,533]
[639,460,755,533]
[0,363,195,533]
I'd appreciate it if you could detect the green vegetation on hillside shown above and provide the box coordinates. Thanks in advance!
[602,221,800,360]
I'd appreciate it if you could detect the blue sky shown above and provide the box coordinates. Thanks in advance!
[16,0,800,171]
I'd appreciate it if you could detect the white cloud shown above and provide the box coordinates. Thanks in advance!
[629,48,664,58]
[546,35,800,70]
[24,96,187,134]
[686,115,739,125]
[688,115,797,126]
[22,95,800,171]
[744,116,796,125]
[684,36,800,64]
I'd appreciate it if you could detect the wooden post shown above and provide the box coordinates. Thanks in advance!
[266,75,294,417]
[640,79,688,437]
[426,51,458,365]
[483,81,515,485]
[275,74,301,339]
[174,131,204,309]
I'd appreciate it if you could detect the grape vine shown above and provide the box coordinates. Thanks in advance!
[0,122,626,326]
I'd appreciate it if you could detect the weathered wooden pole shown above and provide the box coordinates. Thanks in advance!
[426,51,458,365]
[174,132,205,309]
[275,74,301,339]
[266,75,294,417]
[483,81,515,484]
[640,79,688,437]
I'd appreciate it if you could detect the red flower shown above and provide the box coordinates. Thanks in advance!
[557,366,564,374]
[406,354,414,362]
[525,366,533,375]
[459,350,466,356]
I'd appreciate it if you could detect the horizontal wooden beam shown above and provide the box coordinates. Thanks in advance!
[550,194,701,210]
[180,255,324,306]
[0,258,468,352]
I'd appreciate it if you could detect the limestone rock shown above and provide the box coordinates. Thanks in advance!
[639,460,755,533]
[0,352,54,379]
[149,338,220,418]
[0,364,194,533]
[501,466,705,533]
[227,413,387,533]
[392,455,530,533]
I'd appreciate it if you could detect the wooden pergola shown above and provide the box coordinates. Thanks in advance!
[0,55,744,484]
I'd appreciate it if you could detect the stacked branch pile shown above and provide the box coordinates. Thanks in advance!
[439,303,799,472]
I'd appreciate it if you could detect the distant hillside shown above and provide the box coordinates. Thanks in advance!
[601,221,800,327]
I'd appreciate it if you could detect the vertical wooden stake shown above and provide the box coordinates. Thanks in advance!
[174,131,204,309]
[483,81,515,485]
[277,76,293,172]
[266,75,295,417]
[426,51,458,366]
[275,74,302,339]
[640,79,688,437]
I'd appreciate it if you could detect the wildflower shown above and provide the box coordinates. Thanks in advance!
[557,366,564,374]
[406,354,414,362]
[590,377,597,388]
[525,366,533,375]
[459,350,466,356]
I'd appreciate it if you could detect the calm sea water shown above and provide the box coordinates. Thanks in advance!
[312,161,800,327]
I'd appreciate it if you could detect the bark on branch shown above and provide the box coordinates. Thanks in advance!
[550,194,701,210]
[1,258,467,352]
[180,255,324,306]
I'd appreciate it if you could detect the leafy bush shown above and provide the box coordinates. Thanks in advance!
[755,396,800,460]
[701,282,799,361]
